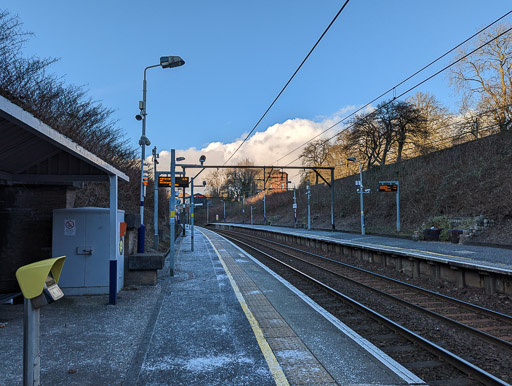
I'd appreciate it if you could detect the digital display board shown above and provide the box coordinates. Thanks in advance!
[158,176,190,188]
[378,183,398,192]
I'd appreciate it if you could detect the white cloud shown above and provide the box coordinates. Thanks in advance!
[150,107,356,189]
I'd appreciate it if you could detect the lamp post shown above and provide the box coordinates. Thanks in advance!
[250,206,255,225]
[137,56,185,253]
[347,157,365,235]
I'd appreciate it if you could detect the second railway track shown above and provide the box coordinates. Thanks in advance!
[213,228,512,385]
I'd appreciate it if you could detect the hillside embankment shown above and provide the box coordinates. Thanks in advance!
[196,132,512,246]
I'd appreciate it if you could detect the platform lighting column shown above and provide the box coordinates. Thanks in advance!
[137,56,185,253]
[251,206,254,225]
[206,200,210,224]
[242,197,245,224]
[306,180,311,230]
[347,157,365,235]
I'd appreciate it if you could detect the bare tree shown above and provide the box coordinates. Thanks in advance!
[299,139,332,183]
[205,169,226,198]
[450,22,512,133]
[407,92,453,151]
[0,10,139,213]
[343,99,426,167]
[222,159,258,200]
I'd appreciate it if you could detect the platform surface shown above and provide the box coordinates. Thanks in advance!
[0,228,424,385]
[213,223,512,272]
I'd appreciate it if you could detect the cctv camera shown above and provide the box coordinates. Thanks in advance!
[203,181,206,186]
[135,114,143,121]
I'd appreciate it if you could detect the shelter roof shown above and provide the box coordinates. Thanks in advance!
[0,95,129,184]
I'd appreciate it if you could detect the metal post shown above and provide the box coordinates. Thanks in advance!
[307,180,311,230]
[138,70,150,253]
[170,149,176,276]
[223,200,226,222]
[153,147,159,248]
[251,206,254,225]
[293,186,297,228]
[242,197,245,224]
[191,177,194,251]
[182,186,186,236]
[396,181,400,233]
[206,201,209,224]
[23,299,40,386]
[263,191,267,224]
[331,168,335,230]
[109,174,118,305]
[359,162,365,236]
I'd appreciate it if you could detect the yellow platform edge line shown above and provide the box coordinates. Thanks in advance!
[202,230,289,386]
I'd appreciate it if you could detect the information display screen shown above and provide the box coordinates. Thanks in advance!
[378,183,397,192]
[158,176,190,188]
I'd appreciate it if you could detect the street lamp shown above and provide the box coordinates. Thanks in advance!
[347,157,366,235]
[137,55,185,253]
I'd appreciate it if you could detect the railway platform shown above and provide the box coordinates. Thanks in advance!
[211,223,512,271]
[0,228,423,385]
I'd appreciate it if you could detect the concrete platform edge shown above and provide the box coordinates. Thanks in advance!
[201,228,426,385]
[202,229,290,386]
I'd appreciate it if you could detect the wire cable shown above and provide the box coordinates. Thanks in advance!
[223,0,351,166]
[272,10,512,166]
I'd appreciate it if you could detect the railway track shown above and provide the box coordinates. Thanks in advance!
[214,228,512,385]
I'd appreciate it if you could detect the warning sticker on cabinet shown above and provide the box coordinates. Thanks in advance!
[64,219,76,236]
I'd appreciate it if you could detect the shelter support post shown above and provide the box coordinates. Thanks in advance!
[109,174,118,305]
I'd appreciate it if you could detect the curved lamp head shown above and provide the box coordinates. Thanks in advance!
[160,56,185,69]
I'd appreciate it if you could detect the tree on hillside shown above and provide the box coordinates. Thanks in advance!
[299,139,332,183]
[393,101,427,163]
[205,169,226,198]
[209,159,258,201]
[343,99,426,168]
[407,92,452,152]
[450,22,512,133]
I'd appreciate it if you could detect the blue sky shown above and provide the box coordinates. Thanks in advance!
[4,1,512,169]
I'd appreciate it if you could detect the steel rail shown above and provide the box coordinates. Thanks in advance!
[221,232,507,386]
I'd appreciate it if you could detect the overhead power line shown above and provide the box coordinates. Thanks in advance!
[223,0,351,166]
[272,9,512,166]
